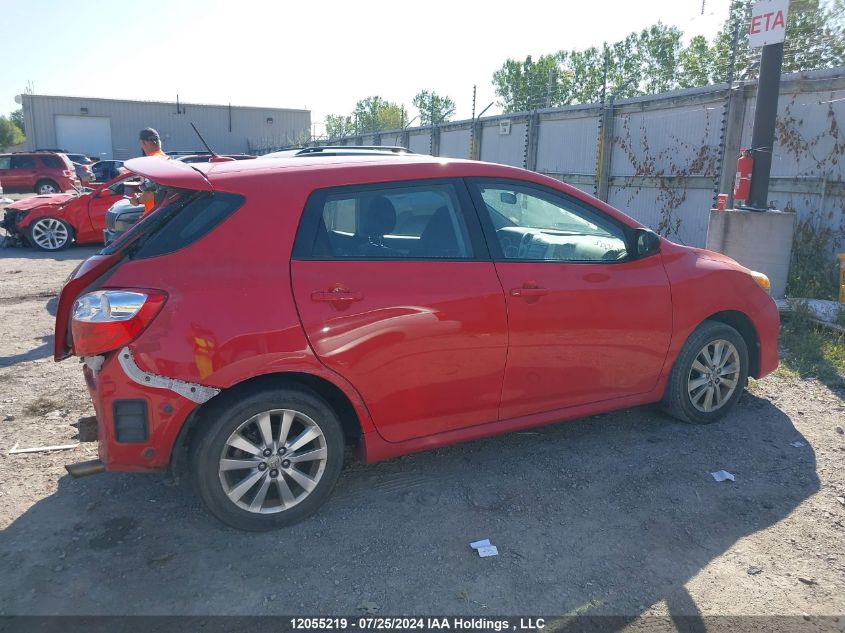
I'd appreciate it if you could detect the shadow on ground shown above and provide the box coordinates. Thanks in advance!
[0,393,818,622]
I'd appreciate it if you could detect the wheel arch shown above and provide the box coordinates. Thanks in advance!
[701,310,761,378]
[34,177,60,193]
[169,371,364,480]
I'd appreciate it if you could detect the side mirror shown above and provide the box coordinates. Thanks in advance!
[635,228,661,258]
[500,192,517,204]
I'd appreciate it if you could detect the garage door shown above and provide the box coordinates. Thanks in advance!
[55,115,113,160]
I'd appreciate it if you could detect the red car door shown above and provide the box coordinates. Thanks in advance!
[290,179,508,443]
[8,155,37,190]
[468,179,673,420]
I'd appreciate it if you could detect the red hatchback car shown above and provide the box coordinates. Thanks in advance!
[55,151,779,531]
[2,174,139,250]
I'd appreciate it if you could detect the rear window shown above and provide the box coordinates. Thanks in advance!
[40,155,63,168]
[100,189,244,258]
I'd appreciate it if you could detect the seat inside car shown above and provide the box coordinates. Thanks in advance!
[355,196,400,257]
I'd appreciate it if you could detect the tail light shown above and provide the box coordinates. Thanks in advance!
[71,289,167,356]
[63,170,74,177]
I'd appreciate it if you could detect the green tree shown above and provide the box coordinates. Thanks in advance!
[637,24,684,94]
[412,90,456,125]
[678,35,717,88]
[492,53,571,112]
[10,108,24,135]
[353,96,404,133]
[491,3,845,111]
[325,114,355,138]
[492,23,685,112]
[0,116,25,149]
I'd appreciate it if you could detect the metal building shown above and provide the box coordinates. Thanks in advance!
[17,94,310,159]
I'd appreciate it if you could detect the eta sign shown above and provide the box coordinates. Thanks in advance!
[749,0,790,47]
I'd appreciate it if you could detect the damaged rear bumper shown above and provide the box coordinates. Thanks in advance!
[81,348,218,472]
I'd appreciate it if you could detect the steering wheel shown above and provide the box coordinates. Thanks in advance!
[517,232,534,258]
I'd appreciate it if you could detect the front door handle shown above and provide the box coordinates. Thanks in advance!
[510,287,548,298]
[311,290,364,303]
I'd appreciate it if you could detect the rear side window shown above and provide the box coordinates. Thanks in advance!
[294,181,479,260]
[11,156,36,169]
[131,191,245,259]
[40,155,63,168]
[0,157,10,170]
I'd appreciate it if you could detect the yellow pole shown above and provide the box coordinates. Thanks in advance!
[839,253,845,304]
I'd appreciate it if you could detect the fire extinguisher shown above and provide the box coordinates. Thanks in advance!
[734,149,753,205]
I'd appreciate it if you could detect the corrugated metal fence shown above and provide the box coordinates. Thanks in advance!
[321,67,845,253]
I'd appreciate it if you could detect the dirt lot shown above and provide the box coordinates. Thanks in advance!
[0,243,843,620]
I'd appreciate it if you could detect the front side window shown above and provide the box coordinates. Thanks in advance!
[474,182,630,262]
[300,182,475,260]
[11,156,36,169]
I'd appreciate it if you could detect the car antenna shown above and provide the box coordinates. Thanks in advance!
[190,122,234,163]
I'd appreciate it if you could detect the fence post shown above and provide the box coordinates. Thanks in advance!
[525,113,540,171]
[595,104,615,202]
[470,119,483,160]
[430,125,440,157]
[718,86,748,206]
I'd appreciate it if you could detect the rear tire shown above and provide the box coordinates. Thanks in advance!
[35,179,60,195]
[191,386,345,531]
[662,320,749,424]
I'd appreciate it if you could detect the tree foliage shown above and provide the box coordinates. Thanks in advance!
[325,114,355,138]
[492,2,845,112]
[412,90,456,125]
[0,116,25,149]
[352,96,405,134]
[10,108,24,135]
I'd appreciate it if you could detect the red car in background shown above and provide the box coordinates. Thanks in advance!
[55,150,779,531]
[0,151,81,194]
[1,174,139,250]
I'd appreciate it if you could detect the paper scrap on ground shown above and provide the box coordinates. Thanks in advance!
[477,545,499,558]
[711,470,735,482]
[790,442,805,448]
[470,539,491,550]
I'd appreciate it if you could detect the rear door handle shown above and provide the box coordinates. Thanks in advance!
[510,287,548,298]
[311,290,363,303]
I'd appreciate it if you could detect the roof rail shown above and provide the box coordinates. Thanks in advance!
[295,145,412,155]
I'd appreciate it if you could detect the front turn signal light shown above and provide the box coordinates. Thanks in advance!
[751,271,771,294]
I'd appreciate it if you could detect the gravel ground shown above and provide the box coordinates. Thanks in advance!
[0,243,843,619]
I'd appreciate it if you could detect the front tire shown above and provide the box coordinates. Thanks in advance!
[662,320,749,424]
[27,217,73,251]
[191,386,345,531]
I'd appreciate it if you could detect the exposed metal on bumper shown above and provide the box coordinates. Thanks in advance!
[117,346,220,404]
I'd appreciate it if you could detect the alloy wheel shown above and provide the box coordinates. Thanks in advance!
[687,339,740,413]
[30,218,70,250]
[218,408,328,514]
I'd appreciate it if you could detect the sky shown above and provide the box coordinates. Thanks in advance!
[1,0,732,136]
